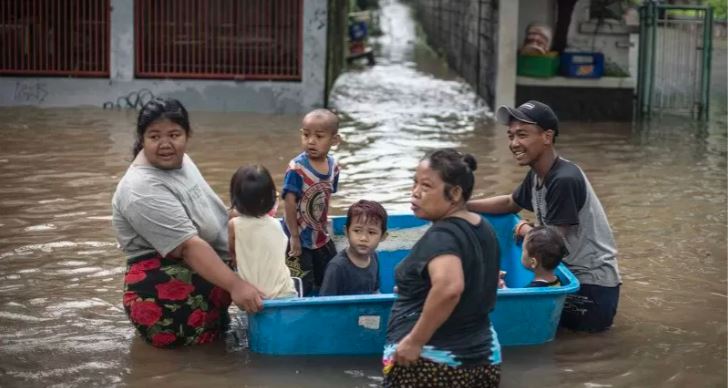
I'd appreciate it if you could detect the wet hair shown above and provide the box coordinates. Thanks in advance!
[229,165,277,217]
[132,98,191,158]
[423,148,478,203]
[302,108,340,134]
[524,226,568,270]
[346,200,388,234]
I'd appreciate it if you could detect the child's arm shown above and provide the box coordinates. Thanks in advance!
[498,270,507,289]
[227,219,237,269]
[283,192,302,258]
[514,219,533,242]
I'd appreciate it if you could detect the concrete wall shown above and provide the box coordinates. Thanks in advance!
[511,0,634,121]
[410,0,638,110]
[516,84,633,121]
[565,0,631,75]
[496,0,518,109]
[516,0,631,76]
[0,0,329,113]
[409,0,499,108]
[517,0,555,47]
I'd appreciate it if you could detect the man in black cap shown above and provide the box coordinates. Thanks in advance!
[467,100,621,333]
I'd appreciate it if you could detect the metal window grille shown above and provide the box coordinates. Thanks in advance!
[0,0,110,77]
[135,0,302,80]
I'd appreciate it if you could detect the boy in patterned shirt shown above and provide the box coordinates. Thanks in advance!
[282,109,341,296]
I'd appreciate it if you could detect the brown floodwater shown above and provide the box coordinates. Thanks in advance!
[0,1,726,387]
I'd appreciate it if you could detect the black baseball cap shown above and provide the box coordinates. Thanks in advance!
[496,100,559,136]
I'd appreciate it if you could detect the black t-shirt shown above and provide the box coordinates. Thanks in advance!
[526,279,561,287]
[385,216,500,365]
[319,250,379,296]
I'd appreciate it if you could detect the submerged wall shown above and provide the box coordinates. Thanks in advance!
[0,0,329,113]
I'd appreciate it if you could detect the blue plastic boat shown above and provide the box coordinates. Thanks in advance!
[247,213,580,355]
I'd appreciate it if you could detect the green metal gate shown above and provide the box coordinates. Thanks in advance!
[637,2,714,119]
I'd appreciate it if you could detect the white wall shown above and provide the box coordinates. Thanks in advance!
[496,0,520,108]
[566,0,631,75]
[514,0,631,76]
[517,0,555,49]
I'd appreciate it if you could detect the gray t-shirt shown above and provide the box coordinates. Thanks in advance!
[319,250,380,296]
[111,155,229,260]
[513,157,621,287]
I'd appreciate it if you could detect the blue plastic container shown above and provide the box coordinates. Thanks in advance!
[560,52,604,78]
[348,20,368,41]
[247,213,579,355]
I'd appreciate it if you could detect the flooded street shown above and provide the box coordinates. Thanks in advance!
[0,1,726,387]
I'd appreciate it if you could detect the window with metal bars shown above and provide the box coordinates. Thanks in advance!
[135,0,303,80]
[0,0,110,77]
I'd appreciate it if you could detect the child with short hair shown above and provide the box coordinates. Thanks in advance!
[320,200,388,296]
[521,225,568,287]
[282,109,341,296]
[228,165,297,299]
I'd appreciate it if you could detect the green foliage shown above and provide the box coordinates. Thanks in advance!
[706,0,727,20]
[663,1,726,21]
[590,0,640,20]
[604,60,630,77]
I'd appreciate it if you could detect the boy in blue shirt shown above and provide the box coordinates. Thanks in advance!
[320,200,388,296]
[282,109,341,296]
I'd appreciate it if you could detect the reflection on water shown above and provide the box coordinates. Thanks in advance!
[0,0,726,387]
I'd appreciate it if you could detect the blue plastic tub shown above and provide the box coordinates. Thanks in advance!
[560,52,604,78]
[247,213,579,355]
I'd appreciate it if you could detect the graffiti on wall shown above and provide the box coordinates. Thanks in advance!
[102,89,156,109]
[14,81,48,103]
[314,8,326,30]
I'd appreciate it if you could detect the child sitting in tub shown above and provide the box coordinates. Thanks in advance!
[228,165,298,299]
[319,200,388,296]
[521,226,568,287]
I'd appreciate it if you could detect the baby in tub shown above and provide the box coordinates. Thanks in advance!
[499,224,567,288]
[521,225,567,287]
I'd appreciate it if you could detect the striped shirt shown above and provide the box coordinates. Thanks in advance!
[281,152,340,249]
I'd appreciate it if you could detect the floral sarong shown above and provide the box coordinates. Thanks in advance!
[122,252,231,348]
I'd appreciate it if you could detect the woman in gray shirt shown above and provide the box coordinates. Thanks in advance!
[112,98,263,348]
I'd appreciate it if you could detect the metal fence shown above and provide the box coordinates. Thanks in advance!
[0,0,110,77]
[135,0,303,80]
[637,3,713,119]
[409,0,498,107]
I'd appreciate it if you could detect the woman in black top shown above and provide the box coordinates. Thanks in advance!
[382,149,502,387]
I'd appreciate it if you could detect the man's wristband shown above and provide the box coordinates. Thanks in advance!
[515,221,530,238]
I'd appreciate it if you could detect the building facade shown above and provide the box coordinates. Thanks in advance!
[0,0,333,113]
